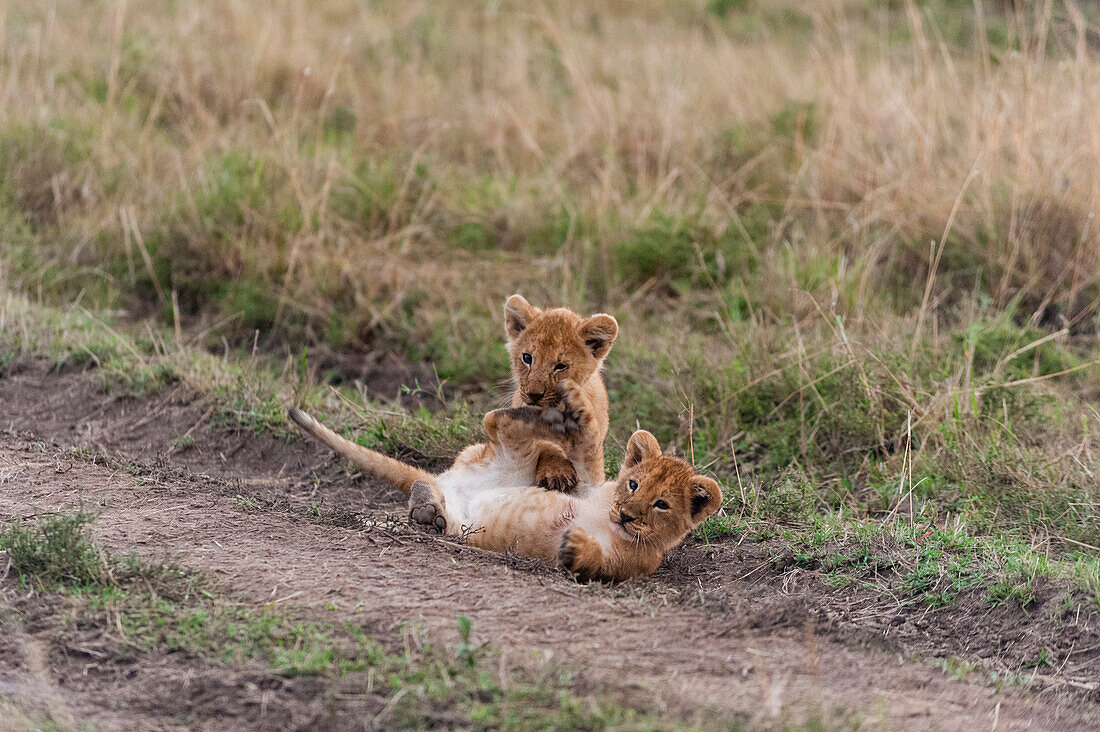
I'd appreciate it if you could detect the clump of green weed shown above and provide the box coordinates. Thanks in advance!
[1,509,197,596]
[0,510,108,588]
[411,300,510,386]
[110,598,379,677]
[0,347,16,376]
[323,106,357,144]
[958,316,1079,385]
[79,589,671,726]
[352,402,482,470]
[731,349,909,473]
[125,150,311,336]
[330,156,432,236]
[705,0,749,19]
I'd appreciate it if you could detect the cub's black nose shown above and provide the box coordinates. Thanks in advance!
[619,511,635,524]
[527,392,544,405]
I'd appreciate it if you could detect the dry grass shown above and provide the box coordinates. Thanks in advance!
[3,0,1097,326]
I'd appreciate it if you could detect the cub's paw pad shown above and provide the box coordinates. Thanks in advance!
[410,505,446,532]
[408,481,446,534]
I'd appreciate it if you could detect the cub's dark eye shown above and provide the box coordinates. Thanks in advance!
[522,353,532,365]
[553,362,568,372]
[628,480,638,492]
[653,499,670,510]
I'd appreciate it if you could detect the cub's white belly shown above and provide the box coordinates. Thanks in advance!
[436,449,534,528]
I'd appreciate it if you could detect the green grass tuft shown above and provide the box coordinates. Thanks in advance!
[0,510,108,589]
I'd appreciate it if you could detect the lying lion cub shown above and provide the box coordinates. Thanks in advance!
[289,384,721,581]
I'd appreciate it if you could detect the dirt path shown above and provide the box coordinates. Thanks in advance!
[1,363,1098,729]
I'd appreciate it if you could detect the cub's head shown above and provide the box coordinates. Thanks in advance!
[608,431,723,548]
[504,294,618,407]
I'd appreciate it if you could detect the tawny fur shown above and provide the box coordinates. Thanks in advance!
[290,293,616,496]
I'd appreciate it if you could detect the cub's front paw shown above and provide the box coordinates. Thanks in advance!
[538,472,578,493]
[536,452,578,493]
[539,381,585,436]
[408,480,447,534]
[558,527,600,581]
[558,528,580,573]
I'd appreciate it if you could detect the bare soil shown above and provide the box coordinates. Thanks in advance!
[1,359,1098,730]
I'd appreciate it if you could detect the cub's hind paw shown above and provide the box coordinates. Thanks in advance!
[539,406,567,434]
[409,480,447,534]
[539,385,584,436]
[410,504,446,533]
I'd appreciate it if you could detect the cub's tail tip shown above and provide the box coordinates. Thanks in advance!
[287,407,313,429]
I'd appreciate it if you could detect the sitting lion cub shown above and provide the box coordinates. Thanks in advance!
[497,294,618,492]
[289,384,721,581]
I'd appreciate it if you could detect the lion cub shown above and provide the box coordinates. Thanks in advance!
[498,294,618,492]
[289,383,722,582]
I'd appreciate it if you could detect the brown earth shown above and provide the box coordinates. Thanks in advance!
[1,359,1098,730]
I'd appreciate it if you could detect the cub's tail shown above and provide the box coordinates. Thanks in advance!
[287,407,432,494]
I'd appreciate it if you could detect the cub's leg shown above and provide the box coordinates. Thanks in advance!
[484,381,597,491]
[408,480,448,534]
[558,527,606,582]
[547,379,603,486]
[451,441,490,470]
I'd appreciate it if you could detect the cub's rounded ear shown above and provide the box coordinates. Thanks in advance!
[578,313,618,360]
[504,294,539,341]
[689,476,722,524]
[621,430,661,472]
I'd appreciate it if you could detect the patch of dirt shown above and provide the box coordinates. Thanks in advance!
[4,439,1097,730]
[0,358,407,516]
[1,367,1099,729]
